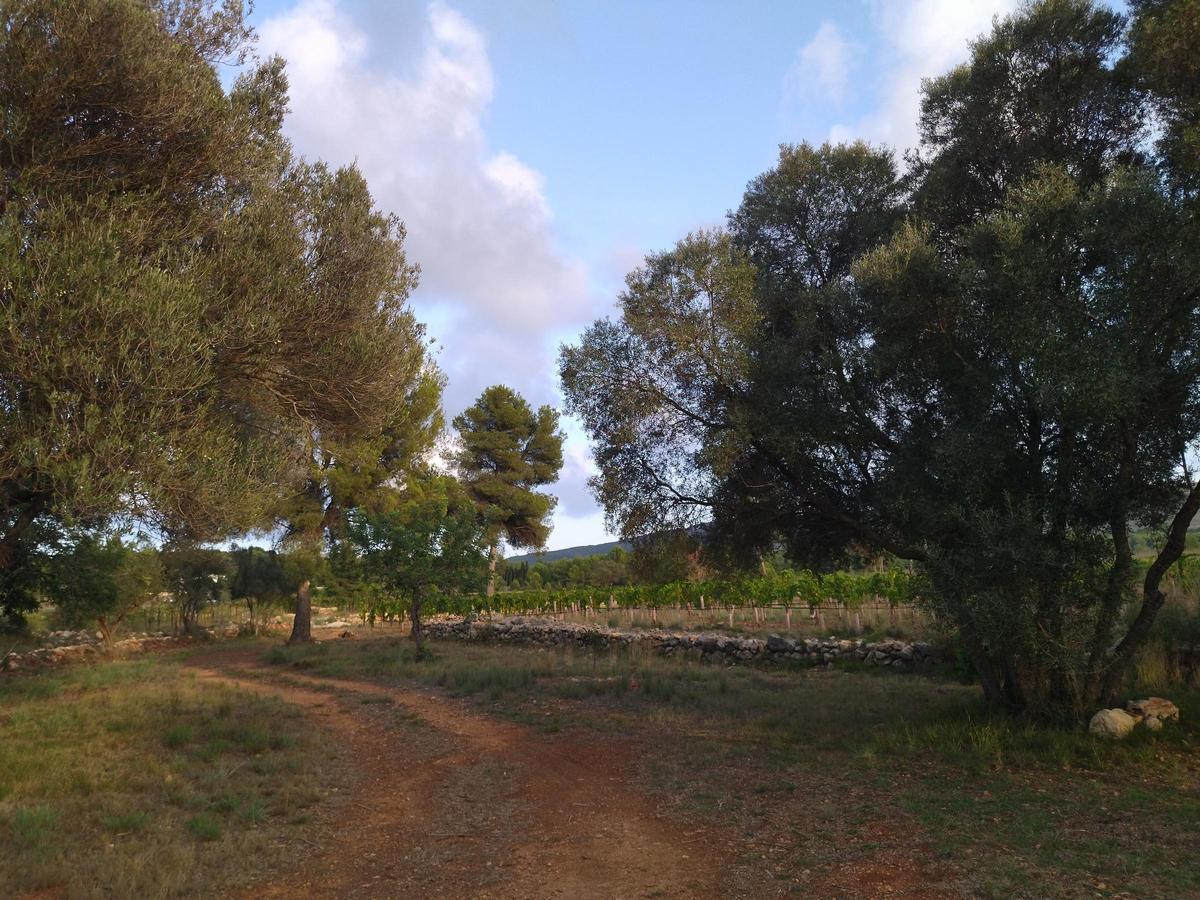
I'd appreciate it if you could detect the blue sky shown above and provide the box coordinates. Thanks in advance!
[243,0,1030,550]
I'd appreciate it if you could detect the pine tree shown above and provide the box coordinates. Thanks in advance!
[453,387,565,597]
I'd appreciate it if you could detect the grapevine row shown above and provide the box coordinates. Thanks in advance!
[358,568,923,622]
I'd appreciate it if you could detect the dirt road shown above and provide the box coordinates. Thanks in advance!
[186,646,724,899]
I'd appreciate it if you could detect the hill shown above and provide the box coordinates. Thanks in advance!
[505,540,631,565]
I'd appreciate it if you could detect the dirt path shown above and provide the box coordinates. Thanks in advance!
[186,646,724,899]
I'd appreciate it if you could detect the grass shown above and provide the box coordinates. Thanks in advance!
[5,629,1197,897]
[0,656,347,898]
[265,635,1200,897]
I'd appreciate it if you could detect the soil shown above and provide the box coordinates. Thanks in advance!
[186,645,724,899]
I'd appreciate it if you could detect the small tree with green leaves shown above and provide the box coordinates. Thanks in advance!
[345,476,486,655]
[453,386,565,598]
[229,546,293,634]
[44,529,164,642]
[161,546,234,635]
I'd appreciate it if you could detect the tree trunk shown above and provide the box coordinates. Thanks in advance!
[410,589,424,655]
[1100,478,1200,704]
[486,543,499,600]
[181,602,201,635]
[288,580,312,644]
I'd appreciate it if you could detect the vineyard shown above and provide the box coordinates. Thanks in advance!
[355,556,1200,637]
[359,567,925,627]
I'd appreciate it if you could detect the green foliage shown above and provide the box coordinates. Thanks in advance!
[161,546,234,632]
[1127,0,1200,190]
[0,0,441,626]
[228,546,295,631]
[453,385,565,563]
[630,531,701,584]
[397,566,922,619]
[44,530,164,640]
[345,474,488,645]
[560,230,757,538]
[561,0,1200,719]
[503,547,633,590]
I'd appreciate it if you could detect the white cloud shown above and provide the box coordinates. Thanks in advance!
[257,0,610,550]
[553,418,601,518]
[258,0,592,337]
[787,21,856,107]
[830,0,1022,153]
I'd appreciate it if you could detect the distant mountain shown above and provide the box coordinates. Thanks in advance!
[505,539,632,565]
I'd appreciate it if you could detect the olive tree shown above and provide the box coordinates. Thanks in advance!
[0,0,440,628]
[562,0,1200,719]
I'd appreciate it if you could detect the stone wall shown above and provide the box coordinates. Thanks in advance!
[0,624,247,673]
[425,616,942,671]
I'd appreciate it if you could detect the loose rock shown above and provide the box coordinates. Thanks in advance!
[1125,697,1180,723]
[1089,708,1138,739]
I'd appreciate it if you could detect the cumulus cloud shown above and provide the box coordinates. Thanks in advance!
[785,20,857,109]
[258,0,592,339]
[829,0,1022,153]
[258,0,608,548]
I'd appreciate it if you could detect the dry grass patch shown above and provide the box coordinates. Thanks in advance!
[0,657,347,898]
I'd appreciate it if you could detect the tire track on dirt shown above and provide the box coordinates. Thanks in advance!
[187,646,724,899]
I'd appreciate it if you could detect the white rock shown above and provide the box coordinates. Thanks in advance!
[1126,697,1180,723]
[1089,708,1138,739]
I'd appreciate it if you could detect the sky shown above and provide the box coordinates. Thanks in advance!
[241,0,1029,551]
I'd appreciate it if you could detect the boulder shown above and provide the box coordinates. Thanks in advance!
[1125,697,1180,723]
[1089,708,1138,739]
[766,634,793,653]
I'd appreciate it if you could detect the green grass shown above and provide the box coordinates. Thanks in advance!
[0,656,347,898]
[185,814,222,841]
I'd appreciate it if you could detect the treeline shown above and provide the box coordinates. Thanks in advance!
[0,2,564,650]
[26,539,342,638]
[499,530,708,589]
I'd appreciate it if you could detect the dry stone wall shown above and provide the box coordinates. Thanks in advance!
[425,616,942,671]
[0,624,247,673]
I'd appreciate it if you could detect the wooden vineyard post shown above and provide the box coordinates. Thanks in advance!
[651,607,658,625]
[854,611,862,634]
[728,606,734,629]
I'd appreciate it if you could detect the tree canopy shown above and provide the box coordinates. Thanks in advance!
[0,0,440,623]
[345,475,487,652]
[560,0,1200,718]
[453,386,564,596]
